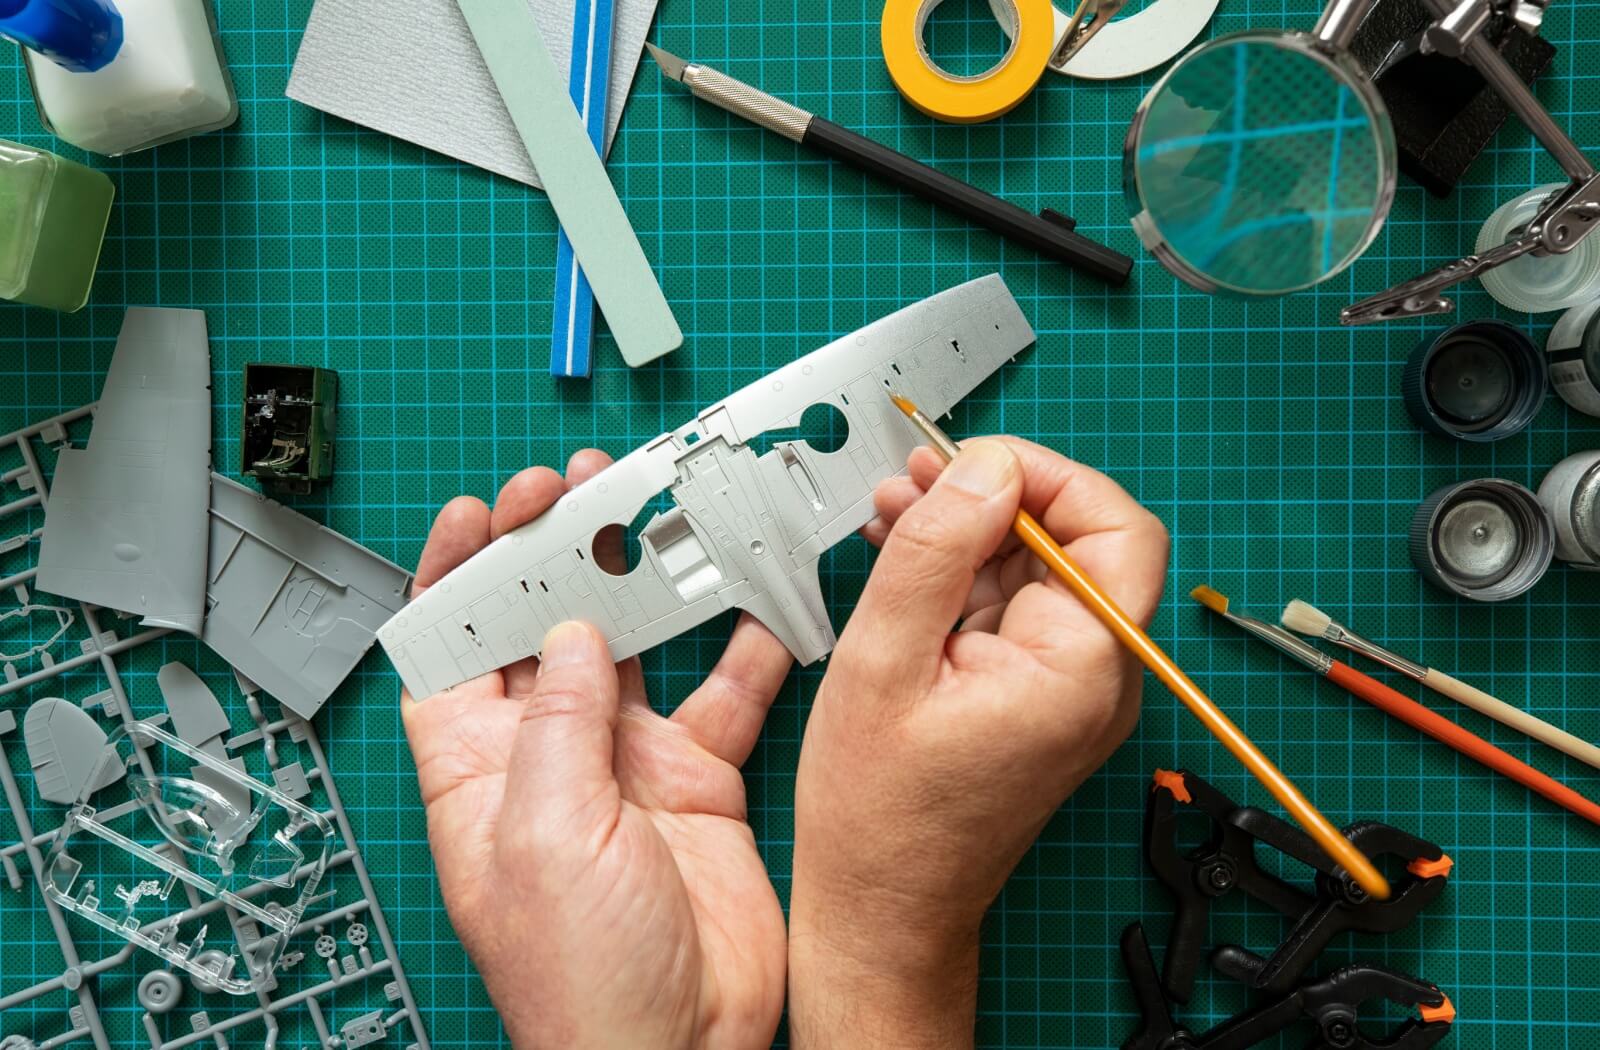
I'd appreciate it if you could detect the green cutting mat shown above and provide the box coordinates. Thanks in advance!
[3,0,1600,1045]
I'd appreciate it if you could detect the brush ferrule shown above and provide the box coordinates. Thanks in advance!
[1328,628,1426,680]
[1224,614,1335,674]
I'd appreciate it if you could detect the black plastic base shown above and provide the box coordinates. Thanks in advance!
[1349,0,1556,198]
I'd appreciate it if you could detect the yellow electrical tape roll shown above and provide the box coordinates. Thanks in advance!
[881,0,1057,123]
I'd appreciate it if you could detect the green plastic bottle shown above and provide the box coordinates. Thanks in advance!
[0,138,114,312]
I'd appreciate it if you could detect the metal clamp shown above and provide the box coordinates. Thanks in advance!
[989,0,1221,80]
[1344,170,1600,323]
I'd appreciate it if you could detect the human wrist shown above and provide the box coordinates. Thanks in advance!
[788,893,980,1050]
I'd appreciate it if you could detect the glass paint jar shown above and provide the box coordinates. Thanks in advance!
[23,0,236,156]
[0,137,114,312]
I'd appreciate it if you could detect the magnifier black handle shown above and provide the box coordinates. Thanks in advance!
[801,116,1135,286]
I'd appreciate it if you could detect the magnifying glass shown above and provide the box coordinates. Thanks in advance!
[1123,28,1397,297]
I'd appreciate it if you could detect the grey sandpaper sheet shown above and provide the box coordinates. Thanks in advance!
[286,0,660,190]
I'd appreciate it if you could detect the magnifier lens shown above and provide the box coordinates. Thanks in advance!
[1124,31,1396,296]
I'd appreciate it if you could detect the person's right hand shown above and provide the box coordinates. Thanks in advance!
[788,437,1169,1049]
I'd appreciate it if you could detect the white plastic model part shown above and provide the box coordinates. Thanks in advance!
[380,274,1035,698]
[42,721,335,995]
[24,0,237,156]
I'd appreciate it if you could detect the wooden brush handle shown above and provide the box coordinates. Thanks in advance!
[1422,668,1600,771]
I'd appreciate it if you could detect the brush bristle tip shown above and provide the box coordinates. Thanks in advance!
[1280,599,1332,635]
[1189,585,1228,613]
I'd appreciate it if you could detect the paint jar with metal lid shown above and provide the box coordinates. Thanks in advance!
[1401,320,1546,441]
[1409,478,1555,601]
[1545,298,1600,418]
[1536,451,1600,570]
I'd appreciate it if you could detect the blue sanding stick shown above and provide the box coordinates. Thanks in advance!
[550,0,615,377]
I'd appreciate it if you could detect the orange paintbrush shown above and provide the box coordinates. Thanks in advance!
[889,395,1391,900]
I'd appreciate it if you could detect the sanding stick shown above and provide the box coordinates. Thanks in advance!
[457,0,681,366]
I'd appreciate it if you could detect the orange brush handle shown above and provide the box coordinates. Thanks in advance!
[1013,512,1392,899]
[1326,660,1600,826]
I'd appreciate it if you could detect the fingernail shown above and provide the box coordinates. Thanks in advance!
[539,621,591,669]
[938,440,1017,498]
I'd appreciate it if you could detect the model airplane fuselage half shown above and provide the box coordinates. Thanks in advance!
[379,275,1035,698]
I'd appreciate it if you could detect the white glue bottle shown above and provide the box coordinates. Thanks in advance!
[1546,299,1600,419]
[7,0,237,156]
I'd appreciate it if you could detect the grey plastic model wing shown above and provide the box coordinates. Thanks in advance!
[204,475,413,721]
[379,274,1034,698]
[158,662,251,829]
[23,698,121,804]
[35,309,212,634]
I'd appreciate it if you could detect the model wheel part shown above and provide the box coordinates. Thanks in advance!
[346,921,369,947]
[315,934,339,959]
[189,949,233,995]
[138,969,184,1014]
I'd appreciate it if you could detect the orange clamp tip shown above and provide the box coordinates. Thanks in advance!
[1408,853,1454,880]
[1152,769,1192,803]
[1419,995,1456,1024]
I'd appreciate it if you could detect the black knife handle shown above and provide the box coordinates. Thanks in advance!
[802,116,1134,286]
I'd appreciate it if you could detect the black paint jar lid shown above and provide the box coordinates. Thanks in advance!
[1402,320,1546,441]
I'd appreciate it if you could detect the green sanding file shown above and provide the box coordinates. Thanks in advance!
[455,0,681,366]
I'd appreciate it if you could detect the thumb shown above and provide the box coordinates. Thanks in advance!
[499,621,622,845]
[840,439,1021,684]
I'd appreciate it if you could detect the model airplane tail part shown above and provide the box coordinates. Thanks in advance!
[23,698,121,805]
[381,274,1035,698]
[35,307,212,634]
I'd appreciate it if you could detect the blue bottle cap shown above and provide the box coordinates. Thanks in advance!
[0,0,123,73]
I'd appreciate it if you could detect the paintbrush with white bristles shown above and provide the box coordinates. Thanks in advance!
[1281,600,1600,771]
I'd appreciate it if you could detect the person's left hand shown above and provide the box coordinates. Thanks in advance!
[401,449,794,1050]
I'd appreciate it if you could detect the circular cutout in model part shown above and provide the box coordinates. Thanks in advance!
[138,970,184,1014]
[1402,321,1546,441]
[1409,479,1554,602]
[1478,184,1600,313]
[1124,31,1396,297]
[1537,451,1600,570]
[882,0,1058,122]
